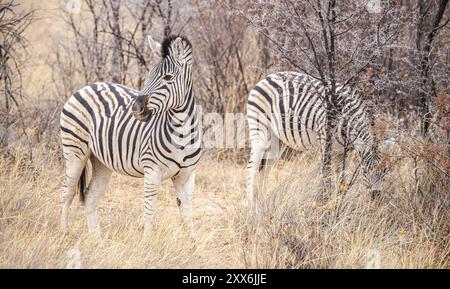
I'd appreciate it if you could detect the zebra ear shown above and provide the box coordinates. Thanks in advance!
[170,37,186,63]
[147,35,161,57]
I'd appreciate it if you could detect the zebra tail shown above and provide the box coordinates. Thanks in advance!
[77,159,91,205]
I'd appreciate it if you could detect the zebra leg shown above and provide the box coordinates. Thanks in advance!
[143,167,162,235]
[246,141,268,208]
[172,171,195,233]
[334,149,350,194]
[84,157,112,238]
[61,155,89,233]
[319,142,333,201]
[256,150,278,195]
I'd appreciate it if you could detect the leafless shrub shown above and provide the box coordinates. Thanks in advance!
[0,0,34,111]
[48,0,180,97]
[189,1,262,113]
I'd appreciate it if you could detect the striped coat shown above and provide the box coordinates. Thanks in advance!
[60,35,201,237]
[246,71,386,204]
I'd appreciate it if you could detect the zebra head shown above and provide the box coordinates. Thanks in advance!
[132,35,193,122]
[361,150,388,198]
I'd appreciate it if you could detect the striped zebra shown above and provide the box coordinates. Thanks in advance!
[246,71,386,205]
[60,35,201,237]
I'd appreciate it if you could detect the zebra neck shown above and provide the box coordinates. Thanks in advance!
[354,127,378,160]
[339,96,377,158]
[168,87,197,129]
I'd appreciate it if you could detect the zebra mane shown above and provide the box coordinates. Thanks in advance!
[161,35,192,59]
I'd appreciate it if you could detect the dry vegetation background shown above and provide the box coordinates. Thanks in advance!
[0,0,449,268]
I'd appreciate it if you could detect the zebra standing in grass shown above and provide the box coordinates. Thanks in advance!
[60,35,201,237]
[246,71,386,205]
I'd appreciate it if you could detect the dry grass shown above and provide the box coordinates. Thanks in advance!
[238,154,449,268]
[0,141,448,268]
[0,147,245,268]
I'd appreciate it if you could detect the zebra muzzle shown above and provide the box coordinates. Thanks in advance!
[132,96,152,122]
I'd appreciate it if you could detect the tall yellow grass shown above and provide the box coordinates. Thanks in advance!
[0,142,448,268]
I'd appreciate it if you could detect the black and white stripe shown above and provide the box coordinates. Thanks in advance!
[60,35,201,236]
[246,71,386,203]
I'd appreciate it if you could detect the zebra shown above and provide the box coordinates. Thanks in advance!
[246,71,387,205]
[60,35,201,237]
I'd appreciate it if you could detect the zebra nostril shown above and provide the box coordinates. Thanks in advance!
[132,103,142,113]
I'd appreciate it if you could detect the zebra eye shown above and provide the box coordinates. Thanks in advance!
[163,74,173,82]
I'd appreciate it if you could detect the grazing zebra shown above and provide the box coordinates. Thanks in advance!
[246,71,386,205]
[60,35,201,237]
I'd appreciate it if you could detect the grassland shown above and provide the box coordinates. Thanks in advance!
[0,144,448,268]
[0,0,448,269]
